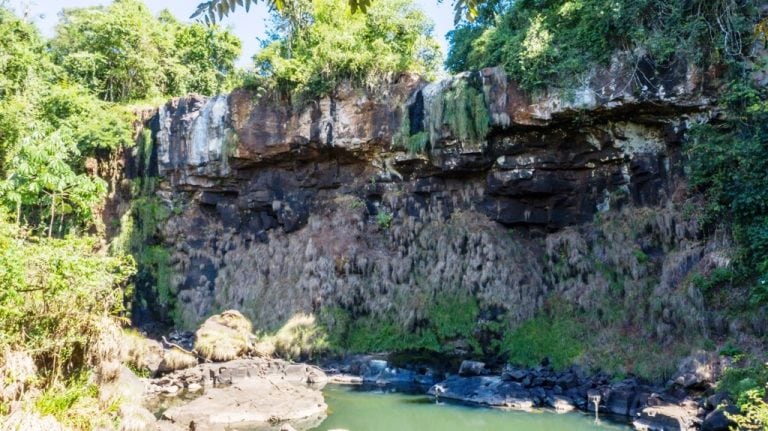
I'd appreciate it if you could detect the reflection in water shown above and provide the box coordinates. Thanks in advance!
[312,384,631,431]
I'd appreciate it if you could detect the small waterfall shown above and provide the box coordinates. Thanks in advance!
[589,393,601,424]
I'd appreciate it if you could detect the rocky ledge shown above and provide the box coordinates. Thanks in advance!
[147,358,328,431]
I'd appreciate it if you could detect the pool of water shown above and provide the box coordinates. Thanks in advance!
[311,384,632,431]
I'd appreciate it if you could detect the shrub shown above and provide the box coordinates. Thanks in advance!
[271,313,329,361]
[376,210,394,229]
[687,78,768,304]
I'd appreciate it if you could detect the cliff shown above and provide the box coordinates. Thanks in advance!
[123,55,743,376]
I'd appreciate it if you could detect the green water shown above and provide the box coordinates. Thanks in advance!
[311,385,631,431]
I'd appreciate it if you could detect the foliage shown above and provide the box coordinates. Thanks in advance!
[687,77,768,303]
[324,293,481,355]
[501,305,586,370]
[718,364,768,400]
[51,0,241,102]
[271,313,329,361]
[729,389,768,431]
[35,372,117,430]
[172,19,243,95]
[251,0,440,98]
[193,0,480,26]
[446,0,759,90]
[719,364,768,430]
[40,83,135,154]
[0,214,135,387]
[376,210,394,229]
[0,8,50,98]
[0,131,107,236]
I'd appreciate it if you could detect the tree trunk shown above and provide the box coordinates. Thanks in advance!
[48,193,56,238]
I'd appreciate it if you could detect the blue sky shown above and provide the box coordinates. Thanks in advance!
[10,0,456,68]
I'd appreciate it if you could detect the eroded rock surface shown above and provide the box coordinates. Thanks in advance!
[131,60,719,334]
[148,358,328,431]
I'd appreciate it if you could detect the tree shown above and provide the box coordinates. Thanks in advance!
[50,0,241,102]
[253,0,441,96]
[193,0,483,26]
[0,131,107,236]
[172,19,242,95]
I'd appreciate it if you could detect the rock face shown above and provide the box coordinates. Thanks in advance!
[132,57,722,356]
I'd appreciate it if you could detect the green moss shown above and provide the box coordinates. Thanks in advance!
[501,308,587,370]
[407,131,429,153]
[110,128,178,326]
[432,78,490,147]
[323,293,482,355]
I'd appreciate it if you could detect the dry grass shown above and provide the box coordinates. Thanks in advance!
[121,329,163,375]
[158,348,198,373]
[0,349,37,403]
[194,310,254,362]
[3,410,65,431]
[271,313,328,361]
[87,317,125,384]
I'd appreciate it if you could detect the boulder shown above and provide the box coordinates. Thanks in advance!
[428,375,536,409]
[458,360,486,377]
[701,405,739,431]
[670,351,730,390]
[501,365,528,382]
[633,401,701,431]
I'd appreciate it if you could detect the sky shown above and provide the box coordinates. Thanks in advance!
[8,0,456,68]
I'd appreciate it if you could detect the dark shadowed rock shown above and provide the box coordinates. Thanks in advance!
[701,404,739,431]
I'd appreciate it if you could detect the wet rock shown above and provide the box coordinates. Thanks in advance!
[328,374,364,385]
[546,394,576,413]
[428,375,536,409]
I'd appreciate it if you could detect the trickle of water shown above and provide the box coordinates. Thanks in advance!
[156,95,231,177]
[189,95,229,172]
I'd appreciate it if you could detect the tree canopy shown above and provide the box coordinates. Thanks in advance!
[446,0,759,89]
[251,0,441,97]
[51,0,242,102]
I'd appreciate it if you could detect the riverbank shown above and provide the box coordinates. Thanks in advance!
[321,354,736,431]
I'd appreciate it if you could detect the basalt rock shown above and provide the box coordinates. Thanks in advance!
[132,56,720,350]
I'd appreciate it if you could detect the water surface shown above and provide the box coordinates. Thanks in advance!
[312,384,631,431]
